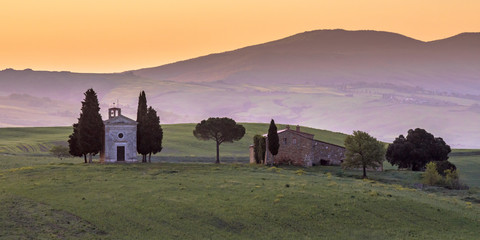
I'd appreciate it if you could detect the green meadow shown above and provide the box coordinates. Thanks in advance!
[1,160,479,239]
[0,123,347,158]
[1,125,479,239]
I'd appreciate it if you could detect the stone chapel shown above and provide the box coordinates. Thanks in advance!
[100,107,138,162]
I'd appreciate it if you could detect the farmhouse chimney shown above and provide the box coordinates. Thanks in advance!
[296,125,300,132]
[286,125,290,130]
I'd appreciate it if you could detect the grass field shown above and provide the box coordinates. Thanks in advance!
[1,125,480,239]
[0,127,71,154]
[0,123,347,158]
[1,125,479,188]
[0,158,479,239]
[450,152,480,188]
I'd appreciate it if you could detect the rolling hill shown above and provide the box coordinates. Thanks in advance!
[2,124,480,188]
[132,30,480,93]
[1,29,479,148]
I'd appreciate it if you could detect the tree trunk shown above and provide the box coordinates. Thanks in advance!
[363,165,367,179]
[215,141,220,164]
[148,153,151,163]
[84,154,87,163]
[88,153,93,163]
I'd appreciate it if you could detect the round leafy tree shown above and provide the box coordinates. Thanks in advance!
[342,130,385,179]
[193,117,245,164]
[386,128,451,171]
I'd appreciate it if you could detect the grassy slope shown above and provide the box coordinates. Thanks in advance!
[0,161,479,239]
[0,123,347,157]
[0,127,71,153]
[1,125,479,188]
[450,154,480,188]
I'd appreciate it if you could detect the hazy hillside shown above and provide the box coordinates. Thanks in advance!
[133,30,480,94]
[1,29,479,148]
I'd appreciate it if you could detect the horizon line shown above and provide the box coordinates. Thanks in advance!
[2,28,478,74]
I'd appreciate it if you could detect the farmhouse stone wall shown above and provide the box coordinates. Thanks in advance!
[309,140,346,166]
[264,126,346,167]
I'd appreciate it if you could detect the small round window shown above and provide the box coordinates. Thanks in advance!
[118,133,124,139]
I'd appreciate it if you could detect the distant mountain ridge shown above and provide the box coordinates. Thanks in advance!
[1,29,480,148]
[131,29,480,93]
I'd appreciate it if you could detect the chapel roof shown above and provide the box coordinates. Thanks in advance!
[104,115,137,125]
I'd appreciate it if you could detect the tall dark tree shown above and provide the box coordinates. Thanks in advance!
[77,88,104,163]
[386,128,451,171]
[136,91,148,162]
[144,106,163,163]
[342,131,385,179]
[253,135,266,164]
[385,135,413,169]
[267,119,279,164]
[193,117,245,164]
[68,123,86,162]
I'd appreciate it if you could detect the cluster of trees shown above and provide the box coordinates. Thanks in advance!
[68,89,104,163]
[341,128,456,179]
[386,128,452,172]
[251,119,279,165]
[193,117,245,164]
[136,91,163,163]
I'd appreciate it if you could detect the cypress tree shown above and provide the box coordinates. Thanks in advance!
[259,136,266,164]
[77,88,104,163]
[68,123,86,162]
[136,91,148,162]
[253,135,266,164]
[144,106,163,163]
[267,119,279,164]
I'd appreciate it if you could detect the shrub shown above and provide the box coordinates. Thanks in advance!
[423,162,468,190]
[444,169,460,189]
[49,145,71,160]
[423,162,442,186]
[433,160,456,176]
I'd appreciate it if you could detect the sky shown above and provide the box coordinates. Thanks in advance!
[1,0,478,73]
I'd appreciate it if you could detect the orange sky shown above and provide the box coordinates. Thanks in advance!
[1,0,478,73]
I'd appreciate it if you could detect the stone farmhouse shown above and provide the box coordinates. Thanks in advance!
[100,107,138,163]
[263,125,346,167]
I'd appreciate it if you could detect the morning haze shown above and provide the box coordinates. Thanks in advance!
[1,29,479,148]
